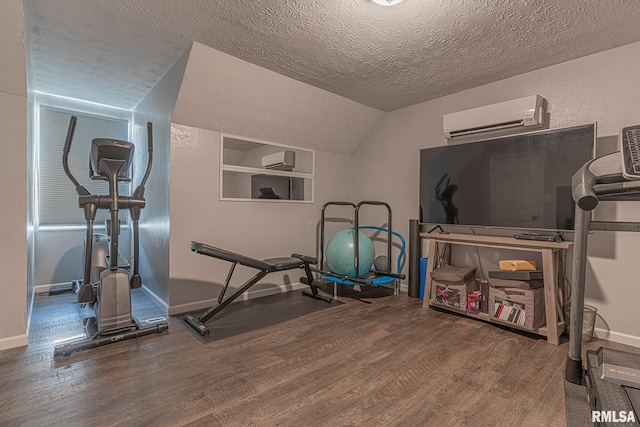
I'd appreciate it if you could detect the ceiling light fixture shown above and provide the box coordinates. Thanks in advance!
[371,0,403,6]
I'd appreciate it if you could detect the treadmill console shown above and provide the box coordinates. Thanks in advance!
[587,347,640,426]
[621,125,640,180]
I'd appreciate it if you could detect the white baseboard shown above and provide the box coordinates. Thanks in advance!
[34,281,74,293]
[141,285,169,310]
[0,334,28,351]
[594,328,640,348]
[168,283,306,316]
[35,283,170,310]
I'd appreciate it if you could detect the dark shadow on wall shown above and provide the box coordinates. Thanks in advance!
[51,244,83,284]
[584,259,607,303]
[588,135,620,260]
[168,273,300,313]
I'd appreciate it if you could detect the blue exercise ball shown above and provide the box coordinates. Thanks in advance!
[326,229,375,278]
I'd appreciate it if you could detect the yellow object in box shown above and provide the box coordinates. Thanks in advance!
[499,260,537,271]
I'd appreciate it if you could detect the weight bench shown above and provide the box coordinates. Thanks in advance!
[184,241,332,336]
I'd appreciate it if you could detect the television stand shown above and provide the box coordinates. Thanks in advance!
[419,232,573,345]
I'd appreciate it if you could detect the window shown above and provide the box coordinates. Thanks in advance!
[38,106,130,226]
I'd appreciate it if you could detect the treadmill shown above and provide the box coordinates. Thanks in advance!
[565,125,640,426]
[586,348,640,424]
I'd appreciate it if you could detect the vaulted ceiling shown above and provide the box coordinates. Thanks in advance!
[24,0,640,111]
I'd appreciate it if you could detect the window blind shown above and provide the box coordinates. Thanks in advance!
[38,107,130,226]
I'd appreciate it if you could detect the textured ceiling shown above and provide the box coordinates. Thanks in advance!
[24,0,191,109]
[24,0,640,111]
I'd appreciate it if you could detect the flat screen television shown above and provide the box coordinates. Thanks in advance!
[419,124,596,231]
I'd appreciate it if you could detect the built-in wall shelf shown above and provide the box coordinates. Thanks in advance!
[220,134,314,203]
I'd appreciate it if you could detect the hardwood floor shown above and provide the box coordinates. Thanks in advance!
[0,288,619,426]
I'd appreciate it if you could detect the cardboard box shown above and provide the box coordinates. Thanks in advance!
[489,286,545,331]
[432,279,475,311]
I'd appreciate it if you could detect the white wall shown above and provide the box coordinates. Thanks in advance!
[352,41,640,346]
[132,45,191,305]
[169,124,352,313]
[173,42,383,155]
[34,229,131,287]
[0,0,28,349]
[168,42,373,313]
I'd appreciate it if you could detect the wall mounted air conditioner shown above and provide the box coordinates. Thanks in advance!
[262,150,296,171]
[443,95,546,140]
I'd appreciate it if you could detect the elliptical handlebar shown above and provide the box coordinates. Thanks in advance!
[133,122,153,198]
[62,116,77,156]
[61,115,96,303]
[129,122,153,289]
[63,116,154,199]
[62,116,90,196]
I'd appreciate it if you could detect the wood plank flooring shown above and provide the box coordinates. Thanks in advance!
[0,289,634,426]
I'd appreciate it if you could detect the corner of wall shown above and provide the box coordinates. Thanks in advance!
[131,43,192,306]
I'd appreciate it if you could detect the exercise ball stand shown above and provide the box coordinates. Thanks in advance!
[316,201,405,299]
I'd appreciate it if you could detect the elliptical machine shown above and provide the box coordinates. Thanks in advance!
[54,116,168,356]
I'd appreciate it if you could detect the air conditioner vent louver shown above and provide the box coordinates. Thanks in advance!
[447,120,524,138]
[443,95,545,141]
